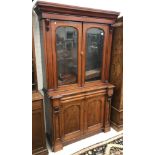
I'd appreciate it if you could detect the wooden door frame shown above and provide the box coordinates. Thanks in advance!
[82,23,110,86]
[51,21,82,89]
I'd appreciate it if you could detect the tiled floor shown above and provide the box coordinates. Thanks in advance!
[47,128,123,155]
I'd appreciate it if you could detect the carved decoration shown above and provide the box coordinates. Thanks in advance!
[109,26,113,33]
[54,106,60,114]
[45,19,50,31]
[107,88,113,97]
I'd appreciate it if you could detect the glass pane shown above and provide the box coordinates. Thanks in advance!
[85,28,104,82]
[56,26,78,86]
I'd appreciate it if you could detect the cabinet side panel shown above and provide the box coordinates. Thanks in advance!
[44,95,52,145]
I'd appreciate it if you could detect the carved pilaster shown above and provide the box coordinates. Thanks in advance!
[104,25,114,81]
[52,98,63,152]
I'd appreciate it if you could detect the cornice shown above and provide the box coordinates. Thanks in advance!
[34,1,120,20]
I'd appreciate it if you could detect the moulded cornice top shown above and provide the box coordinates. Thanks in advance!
[34,1,120,20]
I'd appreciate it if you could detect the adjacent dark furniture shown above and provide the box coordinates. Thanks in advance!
[32,92,48,155]
[32,31,48,155]
[34,1,119,152]
[110,17,123,131]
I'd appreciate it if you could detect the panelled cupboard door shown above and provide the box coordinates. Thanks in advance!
[84,95,105,134]
[82,23,109,85]
[51,21,82,89]
[60,98,84,142]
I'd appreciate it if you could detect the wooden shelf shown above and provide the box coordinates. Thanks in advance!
[85,69,100,80]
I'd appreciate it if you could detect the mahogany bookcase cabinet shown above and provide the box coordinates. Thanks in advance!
[34,1,120,152]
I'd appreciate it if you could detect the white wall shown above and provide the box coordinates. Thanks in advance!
[32,12,43,90]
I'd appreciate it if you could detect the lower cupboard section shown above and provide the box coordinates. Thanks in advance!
[45,88,114,152]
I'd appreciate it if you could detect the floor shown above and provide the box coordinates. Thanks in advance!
[47,128,123,155]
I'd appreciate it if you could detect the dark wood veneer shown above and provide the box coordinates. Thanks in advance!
[34,1,119,19]
[34,1,119,152]
[32,92,48,155]
[41,13,115,24]
[110,17,123,131]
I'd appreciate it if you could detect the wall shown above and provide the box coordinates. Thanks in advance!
[32,12,43,90]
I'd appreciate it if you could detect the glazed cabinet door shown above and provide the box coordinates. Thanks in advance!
[51,21,82,89]
[84,94,105,134]
[82,23,109,85]
[60,97,84,142]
